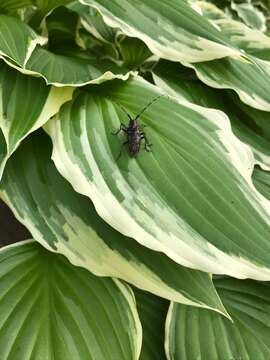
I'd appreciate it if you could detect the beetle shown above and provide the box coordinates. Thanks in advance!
[112,94,164,160]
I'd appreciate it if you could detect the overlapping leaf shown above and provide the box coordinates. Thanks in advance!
[166,277,270,359]
[187,56,270,111]
[0,0,33,12]
[69,2,117,43]
[25,46,133,86]
[253,166,270,200]
[153,60,270,168]
[0,131,228,314]
[134,288,168,360]
[79,0,239,63]
[231,0,266,32]
[45,77,270,280]
[0,240,142,360]
[0,14,46,67]
[28,0,73,28]
[0,62,73,179]
[0,12,132,86]
[185,1,270,110]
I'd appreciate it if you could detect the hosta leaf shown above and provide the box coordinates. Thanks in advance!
[134,288,168,360]
[0,62,73,178]
[253,166,270,200]
[0,0,33,12]
[183,2,270,110]
[227,94,270,169]
[45,77,270,280]
[190,1,270,58]
[231,0,266,32]
[44,6,79,49]
[153,60,270,168]
[25,46,132,86]
[117,35,152,70]
[0,130,7,168]
[0,131,228,315]
[166,277,270,360]
[0,240,141,360]
[28,0,73,27]
[0,14,46,67]
[0,11,131,86]
[69,2,117,43]
[187,56,270,111]
[79,0,239,63]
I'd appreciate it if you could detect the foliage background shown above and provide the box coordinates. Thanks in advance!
[0,0,270,359]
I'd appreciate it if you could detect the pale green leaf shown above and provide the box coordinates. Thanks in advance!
[0,131,228,315]
[0,62,73,178]
[0,240,142,360]
[134,288,168,360]
[45,77,270,280]
[79,0,239,63]
[166,277,270,359]
[0,14,46,67]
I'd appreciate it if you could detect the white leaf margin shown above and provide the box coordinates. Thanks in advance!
[0,239,143,360]
[79,0,241,63]
[46,76,270,280]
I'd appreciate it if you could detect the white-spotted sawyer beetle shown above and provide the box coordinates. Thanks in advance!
[112,94,165,160]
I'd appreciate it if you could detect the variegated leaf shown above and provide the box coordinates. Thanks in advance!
[0,131,228,315]
[0,240,141,360]
[153,60,270,168]
[0,62,73,179]
[79,0,239,63]
[166,277,270,359]
[45,77,270,280]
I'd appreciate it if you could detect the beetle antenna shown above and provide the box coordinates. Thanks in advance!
[135,94,166,121]
[115,102,133,121]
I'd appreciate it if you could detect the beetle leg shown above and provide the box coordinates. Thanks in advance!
[116,141,128,161]
[112,123,128,135]
[140,133,153,152]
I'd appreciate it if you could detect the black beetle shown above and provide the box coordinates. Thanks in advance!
[112,94,164,160]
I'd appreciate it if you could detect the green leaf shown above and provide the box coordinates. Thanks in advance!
[0,0,33,12]
[134,288,168,360]
[0,240,142,360]
[0,12,131,86]
[0,62,73,178]
[0,14,46,67]
[166,277,270,359]
[25,46,132,86]
[79,0,239,63]
[29,0,73,27]
[117,35,152,70]
[45,77,270,280]
[181,2,270,110]
[231,0,266,32]
[253,166,270,200]
[44,5,80,50]
[187,56,270,111]
[69,2,117,43]
[0,131,228,315]
[153,60,270,168]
